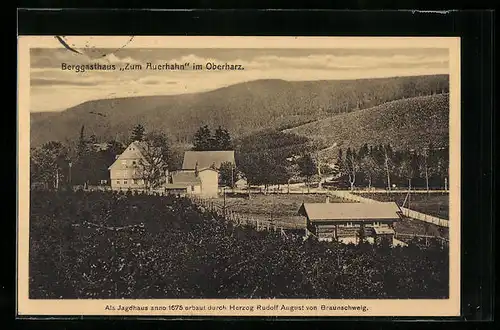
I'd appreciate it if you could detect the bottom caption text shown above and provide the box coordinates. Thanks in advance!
[104,303,370,314]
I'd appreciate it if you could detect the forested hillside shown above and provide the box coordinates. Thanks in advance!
[30,75,448,147]
[287,93,449,155]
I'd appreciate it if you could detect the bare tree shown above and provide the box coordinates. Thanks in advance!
[342,148,359,191]
[136,132,171,189]
[383,145,393,191]
[359,153,378,190]
[419,148,430,193]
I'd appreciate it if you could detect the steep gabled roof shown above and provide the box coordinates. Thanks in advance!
[298,202,401,221]
[182,151,235,170]
[108,140,167,170]
[108,141,146,170]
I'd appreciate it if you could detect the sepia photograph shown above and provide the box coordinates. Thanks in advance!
[18,36,460,317]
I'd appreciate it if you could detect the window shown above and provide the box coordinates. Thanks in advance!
[116,180,121,185]
[124,180,128,184]
[346,222,353,227]
[191,185,195,191]
[133,179,138,184]
[132,160,137,165]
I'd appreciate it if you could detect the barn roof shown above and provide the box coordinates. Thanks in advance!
[182,151,235,170]
[298,202,401,221]
[171,170,201,185]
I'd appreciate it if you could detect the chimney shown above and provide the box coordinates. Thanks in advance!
[326,196,330,203]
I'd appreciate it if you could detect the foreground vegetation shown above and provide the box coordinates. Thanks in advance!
[30,190,449,299]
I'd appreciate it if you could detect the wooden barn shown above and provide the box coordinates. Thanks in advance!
[298,201,403,244]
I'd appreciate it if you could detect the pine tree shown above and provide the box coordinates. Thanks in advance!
[130,124,146,143]
[193,125,213,151]
[77,125,86,158]
[214,126,232,150]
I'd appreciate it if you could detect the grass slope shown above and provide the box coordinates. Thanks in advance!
[286,93,449,156]
[30,75,448,147]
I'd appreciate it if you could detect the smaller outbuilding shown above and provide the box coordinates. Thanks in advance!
[298,201,402,244]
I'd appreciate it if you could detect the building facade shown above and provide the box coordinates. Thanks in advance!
[109,144,231,198]
[108,141,147,190]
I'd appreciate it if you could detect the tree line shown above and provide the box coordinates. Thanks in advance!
[30,123,235,189]
[234,130,317,191]
[325,76,449,115]
[336,143,449,191]
[30,122,449,192]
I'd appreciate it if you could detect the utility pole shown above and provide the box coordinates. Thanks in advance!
[68,161,72,186]
[223,187,226,219]
[231,166,234,191]
[316,151,322,190]
[270,192,274,224]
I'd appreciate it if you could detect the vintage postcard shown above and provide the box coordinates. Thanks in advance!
[17,36,461,317]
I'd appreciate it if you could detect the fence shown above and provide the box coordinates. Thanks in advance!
[395,232,449,248]
[399,207,449,227]
[188,195,305,237]
[328,190,449,228]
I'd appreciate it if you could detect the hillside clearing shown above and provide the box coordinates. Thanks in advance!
[286,93,449,159]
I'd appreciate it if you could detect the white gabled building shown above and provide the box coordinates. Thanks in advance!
[109,143,234,198]
[108,141,148,190]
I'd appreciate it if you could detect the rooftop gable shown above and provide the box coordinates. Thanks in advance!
[108,140,169,170]
[108,141,146,170]
[182,150,235,170]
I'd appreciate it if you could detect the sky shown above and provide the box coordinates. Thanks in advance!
[30,47,449,112]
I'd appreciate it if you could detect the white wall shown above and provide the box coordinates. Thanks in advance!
[198,170,219,197]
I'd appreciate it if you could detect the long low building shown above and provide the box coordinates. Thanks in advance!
[298,201,403,245]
